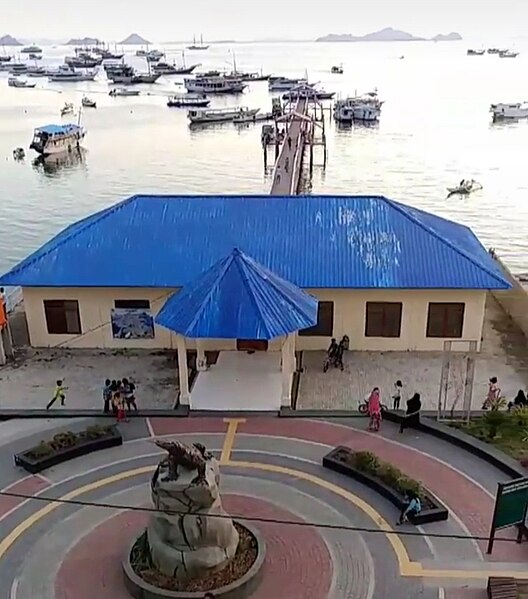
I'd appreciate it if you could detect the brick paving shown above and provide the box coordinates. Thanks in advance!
[0,475,49,519]
[237,418,528,563]
[56,494,333,599]
[298,296,528,411]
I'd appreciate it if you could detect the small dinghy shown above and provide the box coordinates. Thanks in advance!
[61,102,74,116]
[82,96,96,108]
[447,179,483,197]
[13,147,25,160]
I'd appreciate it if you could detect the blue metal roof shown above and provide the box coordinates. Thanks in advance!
[36,124,81,135]
[155,248,318,339]
[0,195,511,290]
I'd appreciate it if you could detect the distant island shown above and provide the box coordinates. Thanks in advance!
[119,33,151,45]
[316,27,462,42]
[66,37,101,46]
[0,34,22,46]
[431,32,463,42]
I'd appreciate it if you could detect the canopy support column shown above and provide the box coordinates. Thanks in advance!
[177,335,190,406]
[196,341,207,372]
[281,333,296,407]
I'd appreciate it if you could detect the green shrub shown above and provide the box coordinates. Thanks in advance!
[353,451,380,474]
[24,425,114,460]
[483,410,507,439]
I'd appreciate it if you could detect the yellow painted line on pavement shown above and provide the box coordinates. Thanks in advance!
[0,457,527,581]
[220,418,246,464]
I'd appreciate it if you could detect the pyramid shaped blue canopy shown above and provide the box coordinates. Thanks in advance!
[155,248,318,340]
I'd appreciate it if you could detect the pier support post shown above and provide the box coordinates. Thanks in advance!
[281,333,296,407]
[177,335,190,406]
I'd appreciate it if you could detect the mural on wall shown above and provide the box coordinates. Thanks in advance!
[111,308,155,339]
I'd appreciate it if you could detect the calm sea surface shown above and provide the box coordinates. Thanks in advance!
[1,40,528,276]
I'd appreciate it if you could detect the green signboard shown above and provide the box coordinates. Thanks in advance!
[487,477,528,554]
[495,479,528,529]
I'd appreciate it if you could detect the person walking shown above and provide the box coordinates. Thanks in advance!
[285,156,289,173]
[397,491,422,525]
[483,376,500,410]
[287,136,292,150]
[399,392,421,433]
[46,379,68,410]
[367,387,382,432]
[392,380,403,410]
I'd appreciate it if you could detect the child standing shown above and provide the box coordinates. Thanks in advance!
[46,379,68,410]
[113,391,128,423]
[392,380,403,410]
[367,387,382,432]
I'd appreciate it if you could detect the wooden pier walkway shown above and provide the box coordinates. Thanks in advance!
[269,98,308,196]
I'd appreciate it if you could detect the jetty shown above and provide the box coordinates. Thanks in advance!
[267,87,328,196]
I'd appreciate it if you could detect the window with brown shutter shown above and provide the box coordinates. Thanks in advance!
[365,302,402,337]
[427,303,465,338]
[43,300,82,335]
[298,301,334,337]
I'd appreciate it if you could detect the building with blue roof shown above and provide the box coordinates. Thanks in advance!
[0,194,510,408]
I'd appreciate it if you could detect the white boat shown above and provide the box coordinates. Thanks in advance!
[233,111,273,124]
[30,123,85,155]
[49,66,97,82]
[499,50,518,58]
[490,102,528,121]
[447,180,482,196]
[268,77,310,91]
[188,106,259,124]
[61,102,74,116]
[109,88,140,97]
[8,77,36,88]
[146,49,164,62]
[167,93,210,107]
[334,91,383,123]
[184,75,246,94]
[82,96,97,108]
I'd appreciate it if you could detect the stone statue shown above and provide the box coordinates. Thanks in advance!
[147,440,239,580]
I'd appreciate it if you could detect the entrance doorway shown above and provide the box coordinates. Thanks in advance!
[236,339,268,352]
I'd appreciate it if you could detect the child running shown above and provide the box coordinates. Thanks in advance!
[46,379,68,410]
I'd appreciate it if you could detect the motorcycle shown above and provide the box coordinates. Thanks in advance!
[358,398,389,414]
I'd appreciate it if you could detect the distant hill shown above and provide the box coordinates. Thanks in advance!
[317,27,462,42]
[119,33,150,45]
[432,32,462,42]
[0,34,22,46]
[66,37,102,46]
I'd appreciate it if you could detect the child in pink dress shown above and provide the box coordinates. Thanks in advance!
[368,387,382,432]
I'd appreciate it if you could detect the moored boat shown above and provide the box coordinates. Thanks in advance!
[8,77,36,88]
[109,88,140,97]
[184,75,246,94]
[268,77,310,91]
[30,123,85,155]
[187,35,209,50]
[167,93,210,107]
[65,54,102,68]
[82,96,97,108]
[490,102,528,121]
[61,102,74,116]
[49,66,97,82]
[21,45,42,54]
[331,65,344,74]
[334,91,383,123]
[467,49,485,56]
[499,50,519,58]
[283,87,335,100]
[233,111,273,124]
[188,106,259,124]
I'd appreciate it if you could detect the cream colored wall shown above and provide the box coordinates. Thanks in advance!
[297,289,487,352]
[22,287,487,352]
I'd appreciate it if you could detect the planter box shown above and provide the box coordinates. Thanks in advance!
[322,446,449,525]
[14,428,123,474]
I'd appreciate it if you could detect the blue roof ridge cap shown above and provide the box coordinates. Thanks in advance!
[233,251,272,338]
[4,195,140,280]
[242,252,316,321]
[182,251,237,336]
[380,196,510,288]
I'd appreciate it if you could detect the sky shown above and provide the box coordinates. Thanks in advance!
[2,0,528,42]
